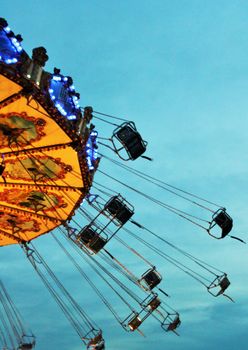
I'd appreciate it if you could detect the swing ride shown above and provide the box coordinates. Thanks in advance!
[0,17,244,350]
[0,280,36,350]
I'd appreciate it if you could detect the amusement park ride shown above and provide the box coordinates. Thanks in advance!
[0,280,35,350]
[0,17,244,350]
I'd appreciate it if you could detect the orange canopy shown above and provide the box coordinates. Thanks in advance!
[0,72,92,246]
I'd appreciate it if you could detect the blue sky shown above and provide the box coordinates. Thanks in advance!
[1,1,248,349]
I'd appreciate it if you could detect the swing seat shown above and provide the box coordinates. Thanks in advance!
[167,315,181,332]
[87,332,105,350]
[162,314,181,332]
[216,276,231,296]
[207,274,231,297]
[209,209,233,238]
[213,210,233,237]
[78,227,106,253]
[103,195,134,225]
[146,295,161,311]
[112,122,147,160]
[128,315,142,331]
[140,268,162,290]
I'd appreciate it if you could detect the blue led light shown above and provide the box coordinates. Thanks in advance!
[67,115,77,120]
[0,24,23,64]
[86,130,98,171]
[52,76,62,81]
[49,73,81,121]
[5,58,17,64]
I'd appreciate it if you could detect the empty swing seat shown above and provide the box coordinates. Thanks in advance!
[207,274,231,297]
[140,268,162,290]
[103,196,134,225]
[146,296,161,311]
[216,276,231,296]
[161,314,181,333]
[113,122,147,160]
[166,315,181,332]
[78,227,106,253]
[212,209,233,238]
[128,315,142,331]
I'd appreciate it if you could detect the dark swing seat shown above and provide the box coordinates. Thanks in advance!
[77,226,107,254]
[208,208,233,239]
[146,295,161,311]
[166,315,181,332]
[139,268,162,290]
[103,195,134,225]
[216,276,230,296]
[161,313,181,333]
[112,122,147,160]
[123,294,162,332]
[127,314,142,331]
[207,274,231,297]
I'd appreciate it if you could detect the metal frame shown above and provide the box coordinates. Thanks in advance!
[73,194,134,254]
[207,273,231,297]
[121,294,161,332]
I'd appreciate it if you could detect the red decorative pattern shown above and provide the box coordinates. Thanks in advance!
[0,212,40,233]
[0,111,46,148]
[0,189,67,212]
[4,155,72,182]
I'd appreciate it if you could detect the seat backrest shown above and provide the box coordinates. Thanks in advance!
[128,315,142,331]
[147,297,161,311]
[214,211,233,237]
[167,316,181,331]
[115,125,138,144]
[127,140,146,160]
[219,276,230,292]
[143,270,161,289]
[104,196,133,225]
[89,236,106,253]
[79,227,96,244]
[114,124,146,160]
